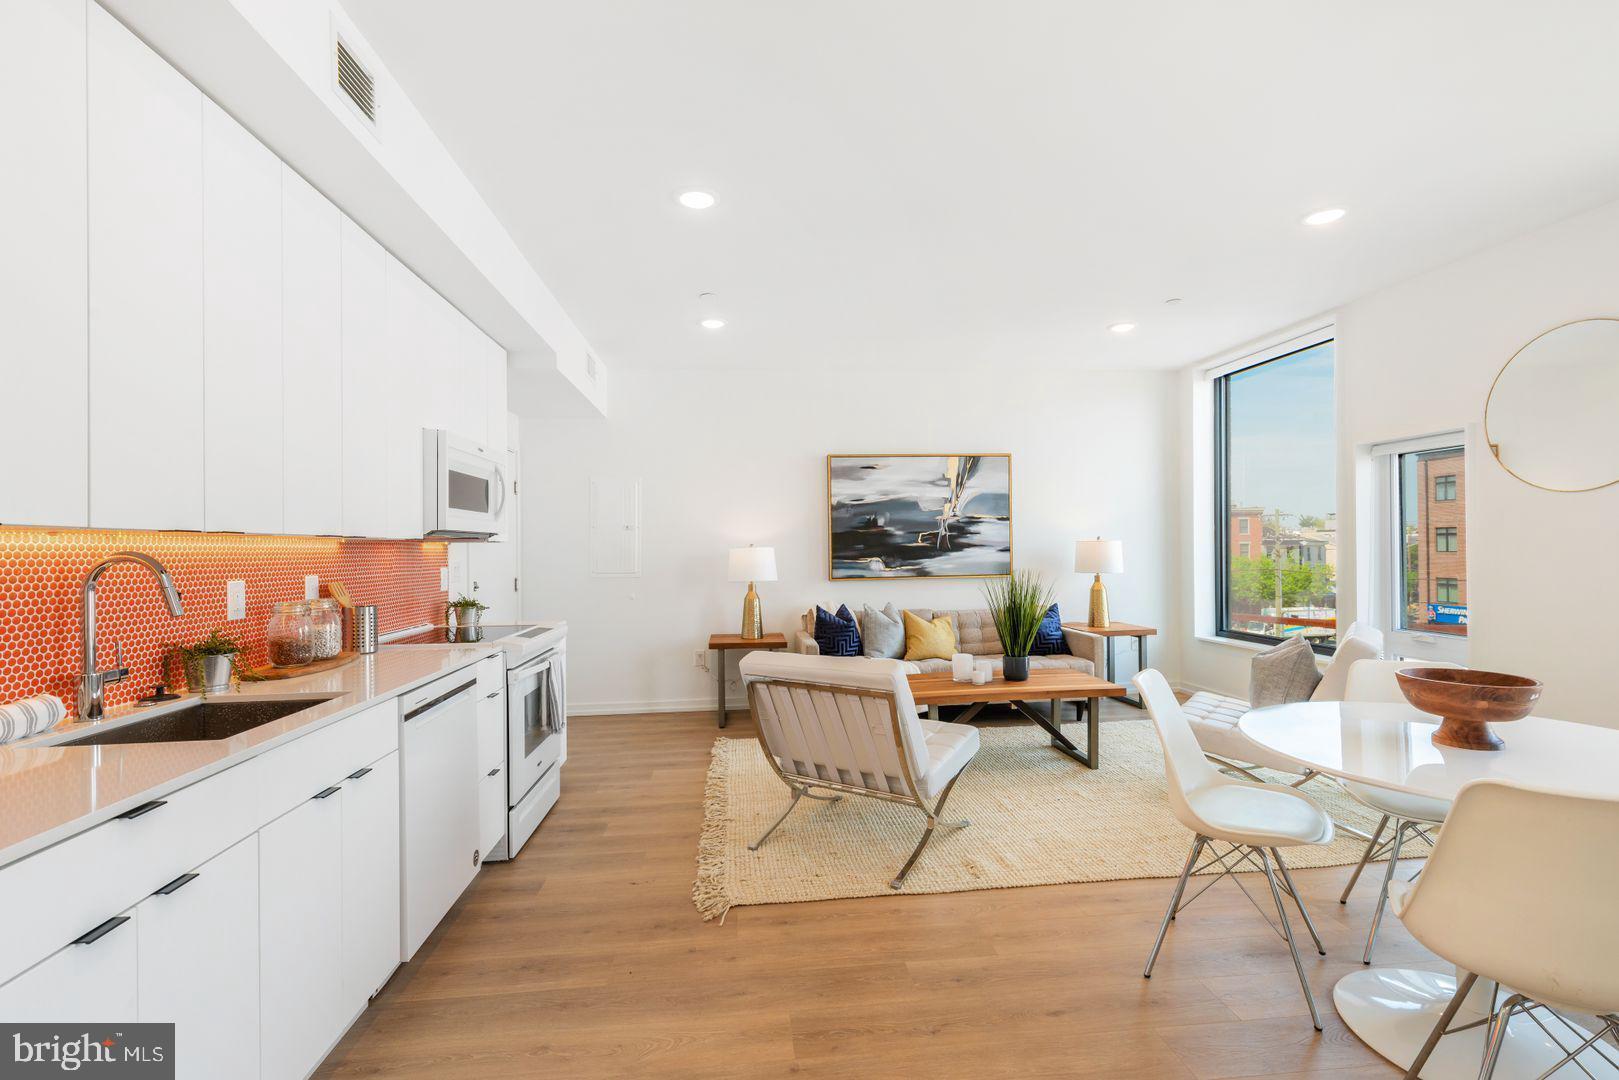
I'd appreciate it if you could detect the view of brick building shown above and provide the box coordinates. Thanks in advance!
[1407,447,1467,636]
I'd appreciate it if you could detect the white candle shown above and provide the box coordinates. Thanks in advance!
[951,653,974,682]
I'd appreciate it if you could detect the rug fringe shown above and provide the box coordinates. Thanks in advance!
[693,736,735,922]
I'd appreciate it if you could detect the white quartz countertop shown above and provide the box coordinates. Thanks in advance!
[0,644,499,868]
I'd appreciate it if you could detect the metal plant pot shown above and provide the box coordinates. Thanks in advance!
[183,653,235,694]
[1002,655,1030,681]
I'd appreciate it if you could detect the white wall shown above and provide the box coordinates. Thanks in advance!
[1179,197,1619,725]
[523,367,1181,713]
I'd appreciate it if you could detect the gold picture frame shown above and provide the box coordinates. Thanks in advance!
[826,453,1013,580]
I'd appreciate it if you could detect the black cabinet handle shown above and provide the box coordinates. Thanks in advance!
[72,916,130,946]
[484,691,501,700]
[347,766,373,780]
[117,799,167,820]
[153,872,199,896]
[313,786,341,800]
[487,767,500,777]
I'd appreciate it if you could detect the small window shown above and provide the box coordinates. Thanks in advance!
[1238,518,1249,534]
[1239,541,1250,557]
[1434,474,1457,501]
[1386,441,1467,652]
[1435,527,1458,553]
[1436,578,1460,603]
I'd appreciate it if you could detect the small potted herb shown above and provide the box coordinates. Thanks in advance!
[168,629,243,695]
[983,571,1055,681]
[446,595,488,633]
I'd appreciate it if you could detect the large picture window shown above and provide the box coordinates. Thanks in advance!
[1214,337,1337,650]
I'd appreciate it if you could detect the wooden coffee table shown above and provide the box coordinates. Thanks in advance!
[907,670,1127,769]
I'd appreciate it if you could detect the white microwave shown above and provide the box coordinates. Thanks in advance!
[422,430,506,539]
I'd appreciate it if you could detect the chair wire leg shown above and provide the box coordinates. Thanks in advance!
[1364,819,1410,964]
[889,772,968,890]
[1405,970,1477,1079]
[1340,814,1390,904]
[1270,848,1325,956]
[1144,836,1205,978]
[1259,848,1322,1031]
[1479,995,1527,1080]
[749,786,804,851]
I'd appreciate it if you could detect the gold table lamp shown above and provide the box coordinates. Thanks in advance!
[1073,538,1124,629]
[727,545,778,639]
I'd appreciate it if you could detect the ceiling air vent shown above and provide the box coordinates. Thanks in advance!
[335,38,376,124]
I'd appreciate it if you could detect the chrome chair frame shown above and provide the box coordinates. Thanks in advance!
[1402,971,1619,1079]
[1145,833,1328,1029]
[744,677,972,890]
[1336,813,1437,963]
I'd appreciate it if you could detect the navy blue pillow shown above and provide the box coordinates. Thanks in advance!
[1030,603,1070,655]
[813,604,862,657]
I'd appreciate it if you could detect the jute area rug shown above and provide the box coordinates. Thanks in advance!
[695,719,1415,921]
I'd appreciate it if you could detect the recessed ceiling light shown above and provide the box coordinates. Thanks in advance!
[1109,322,1136,335]
[1302,207,1346,226]
[700,317,726,330]
[678,191,717,210]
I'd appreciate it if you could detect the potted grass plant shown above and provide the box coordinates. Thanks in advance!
[446,594,488,633]
[168,628,243,695]
[983,571,1055,681]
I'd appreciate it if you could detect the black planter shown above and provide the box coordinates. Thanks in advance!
[1002,655,1030,681]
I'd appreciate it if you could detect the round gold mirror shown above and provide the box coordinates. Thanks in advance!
[1484,318,1619,492]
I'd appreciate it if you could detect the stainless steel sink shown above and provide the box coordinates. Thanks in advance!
[61,697,339,746]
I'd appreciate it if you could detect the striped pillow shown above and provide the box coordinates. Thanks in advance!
[813,604,863,657]
[1030,604,1070,655]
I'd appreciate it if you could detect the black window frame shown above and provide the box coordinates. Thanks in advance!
[1213,338,1337,655]
[1435,526,1458,553]
[1436,577,1460,603]
[1434,474,1457,501]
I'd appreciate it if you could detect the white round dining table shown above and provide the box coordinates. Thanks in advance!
[1239,701,1619,1079]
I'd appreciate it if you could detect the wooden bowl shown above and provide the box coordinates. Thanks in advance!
[1395,667,1542,751]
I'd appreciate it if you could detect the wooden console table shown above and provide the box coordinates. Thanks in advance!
[707,633,788,729]
[1062,621,1156,708]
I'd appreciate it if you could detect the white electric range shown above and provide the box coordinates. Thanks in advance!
[384,621,567,859]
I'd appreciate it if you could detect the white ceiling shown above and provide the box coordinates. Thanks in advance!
[343,0,1619,372]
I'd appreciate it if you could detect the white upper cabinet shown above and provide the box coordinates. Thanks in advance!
[455,319,487,448]
[0,0,87,527]
[88,3,204,531]
[340,218,389,538]
[483,332,510,455]
[281,168,344,536]
[384,255,429,539]
[203,99,283,534]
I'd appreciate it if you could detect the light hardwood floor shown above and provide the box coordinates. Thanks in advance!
[318,704,1436,1079]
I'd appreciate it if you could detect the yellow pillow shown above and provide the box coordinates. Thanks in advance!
[902,611,957,662]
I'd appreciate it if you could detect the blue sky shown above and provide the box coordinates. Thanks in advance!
[1226,341,1336,520]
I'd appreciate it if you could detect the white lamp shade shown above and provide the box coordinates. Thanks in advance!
[728,546,777,582]
[1074,539,1124,575]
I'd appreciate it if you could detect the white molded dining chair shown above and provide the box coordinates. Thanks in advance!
[1135,669,1335,1029]
[1337,658,1463,963]
[738,651,979,889]
[1393,779,1619,1079]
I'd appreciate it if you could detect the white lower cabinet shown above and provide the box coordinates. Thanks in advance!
[0,909,139,1023]
[341,751,401,1010]
[138,836,260,1080]
[259,787,347,1080]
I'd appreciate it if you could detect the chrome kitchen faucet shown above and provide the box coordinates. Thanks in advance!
[79,552,184,721]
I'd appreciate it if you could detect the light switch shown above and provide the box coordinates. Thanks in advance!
[304,574,319,600]
[226,580,247,621]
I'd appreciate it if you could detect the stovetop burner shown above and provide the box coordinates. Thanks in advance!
[388,624,530,645]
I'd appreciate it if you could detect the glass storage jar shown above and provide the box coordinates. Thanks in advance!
[266,601,315,668]
[307,599,344,660]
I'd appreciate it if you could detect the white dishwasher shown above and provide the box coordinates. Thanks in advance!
[399,668,481,960]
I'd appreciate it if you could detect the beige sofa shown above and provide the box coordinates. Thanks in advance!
[793,606,1103,678]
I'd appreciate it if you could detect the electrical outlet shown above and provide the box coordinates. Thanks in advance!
[693,650,708,671]
[439,567,451,591]
[226,580,246,621]
[726,678,740,691]
[304,574,319,600]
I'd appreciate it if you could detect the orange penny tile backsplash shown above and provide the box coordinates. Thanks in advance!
[0,527,449,711]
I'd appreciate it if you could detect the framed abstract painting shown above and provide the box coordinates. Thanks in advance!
[826,454,1012,579]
